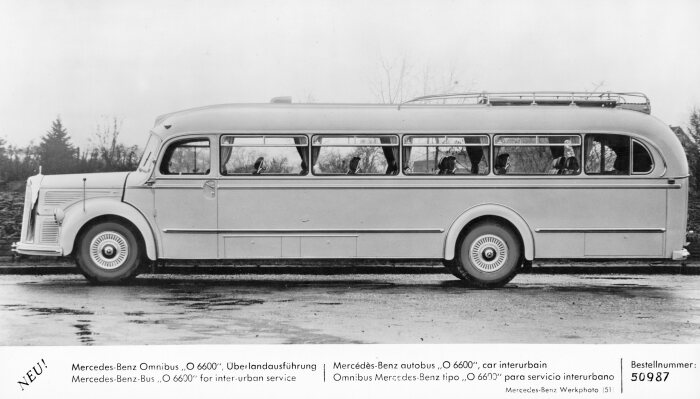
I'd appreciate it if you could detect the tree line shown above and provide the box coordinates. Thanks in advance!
[679,107,700,193]
[0,117,140,183]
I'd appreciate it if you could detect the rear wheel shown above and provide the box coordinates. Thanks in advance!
[75,221,142,283]
[452,222,522,288]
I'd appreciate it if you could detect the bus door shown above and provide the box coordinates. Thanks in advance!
[152,137,218,259]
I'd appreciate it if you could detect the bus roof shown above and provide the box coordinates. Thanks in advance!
[152,103,688,176]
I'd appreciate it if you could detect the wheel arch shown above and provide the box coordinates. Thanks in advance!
[60,198,157,260]
[444,204,534,261]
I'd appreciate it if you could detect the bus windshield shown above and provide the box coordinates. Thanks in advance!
[137,134,161,173]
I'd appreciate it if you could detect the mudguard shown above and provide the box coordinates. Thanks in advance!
[444,204,534,261]
[59,198,157,260]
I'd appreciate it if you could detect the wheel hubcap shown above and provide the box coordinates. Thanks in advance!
[469,234,508,272]
[89,231,129,270]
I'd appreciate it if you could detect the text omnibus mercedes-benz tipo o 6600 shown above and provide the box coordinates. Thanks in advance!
[13,92,690,287]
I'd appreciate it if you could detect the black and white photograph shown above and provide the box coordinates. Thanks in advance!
[0,0,699,398]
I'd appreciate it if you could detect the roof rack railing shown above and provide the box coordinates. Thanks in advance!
[399,91,651,114]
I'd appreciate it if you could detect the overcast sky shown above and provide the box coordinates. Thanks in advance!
[0,0,698,149]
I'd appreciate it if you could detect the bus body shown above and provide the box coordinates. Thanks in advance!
[13,92,690,286]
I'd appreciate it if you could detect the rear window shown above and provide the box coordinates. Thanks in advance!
[632,140,653,174]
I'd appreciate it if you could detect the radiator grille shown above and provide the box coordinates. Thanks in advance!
[39,220,59,244]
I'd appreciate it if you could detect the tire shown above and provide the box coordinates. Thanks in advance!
[74,221,142,284]
[452,222,522,288]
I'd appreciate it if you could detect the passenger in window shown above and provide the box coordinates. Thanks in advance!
[347,157,362,175]
[564,157,579,174]
[494,153,510,175]
[437,156,457,175]
[548,157,566,174]
[253,157,267,175]
[385,160,398,175]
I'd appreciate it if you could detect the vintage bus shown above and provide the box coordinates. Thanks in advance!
[13,92,690,287]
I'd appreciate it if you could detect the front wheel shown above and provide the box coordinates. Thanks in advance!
[453,222,522,288]
[75,221,142,283]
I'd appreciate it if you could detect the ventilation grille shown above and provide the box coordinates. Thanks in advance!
[39,220,59,244]
[42,190,114,208]
[42,191,83,207]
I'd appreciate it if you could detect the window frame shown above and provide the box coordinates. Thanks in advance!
[631,138,655,175]
[157,137,212,177]
[401,134,491,176]
[492,134,583,176]
[310,134,400,176]
[219,134,310,177]
[581,133,660,177]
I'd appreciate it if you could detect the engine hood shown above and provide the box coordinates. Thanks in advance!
[37,172,130,190]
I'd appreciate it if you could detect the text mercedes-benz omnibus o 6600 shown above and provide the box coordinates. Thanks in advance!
[13,92,690,287]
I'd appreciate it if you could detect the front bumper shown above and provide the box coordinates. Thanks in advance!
[12,242,62,257]
[672,248,690,260]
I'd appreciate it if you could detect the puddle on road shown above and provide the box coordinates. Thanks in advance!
[73,320,96,345]
[128,319,166,325]
[508,284,670,300]
[157,294,265,310]
[124,311,145,316]
[26,307,94,316]
[580,276,647,280]
[2,303,95,316]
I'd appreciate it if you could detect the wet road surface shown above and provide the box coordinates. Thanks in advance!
[1,273,699,345]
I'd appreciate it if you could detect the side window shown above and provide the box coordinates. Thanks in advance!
[584,134,630,175]
[493,135,581,175]
[311,135,399,175]
[159,138,210,175]
[220,135,309,175]
[402,135,489,175]
[632,140,653,174]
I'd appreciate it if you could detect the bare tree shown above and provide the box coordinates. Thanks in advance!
[371,56,475,104]
[91,117,123,170]
[370,56,412,104]
[586,80,607,92]
[89,116,140,172]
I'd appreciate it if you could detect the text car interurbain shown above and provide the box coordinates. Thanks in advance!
[13,92,690,287]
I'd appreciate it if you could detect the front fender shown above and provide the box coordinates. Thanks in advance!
[444,204,534,261]
[59,198,157,260]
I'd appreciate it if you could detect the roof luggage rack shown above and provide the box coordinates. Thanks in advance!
[400,91,651,114]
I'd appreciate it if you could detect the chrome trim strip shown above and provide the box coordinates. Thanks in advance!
[163,228,445,234]
[535,228,666,233]
[221,234,359,238]
[215,184,680,190]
